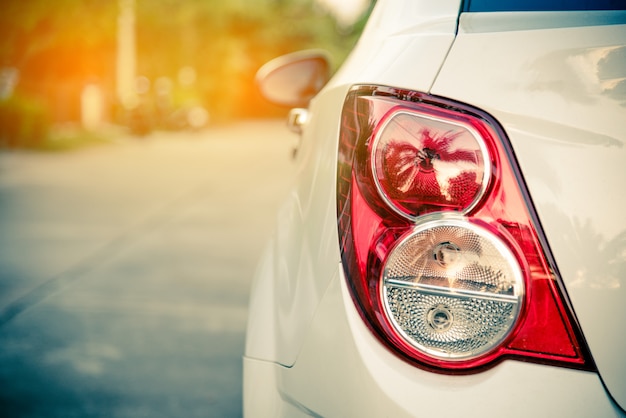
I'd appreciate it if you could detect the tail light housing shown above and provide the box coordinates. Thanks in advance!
[337,85,593,372]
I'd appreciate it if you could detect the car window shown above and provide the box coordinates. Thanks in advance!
[464,0,626,12]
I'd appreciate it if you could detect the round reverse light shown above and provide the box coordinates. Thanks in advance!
[371,109,490,219]
[381,217,524,361]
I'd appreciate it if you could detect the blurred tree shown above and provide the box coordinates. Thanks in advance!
[134,0,372,120]
[0,0,372,133]
[0,0,117,123]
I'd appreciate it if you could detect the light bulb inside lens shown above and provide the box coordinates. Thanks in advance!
[381,218,524,360]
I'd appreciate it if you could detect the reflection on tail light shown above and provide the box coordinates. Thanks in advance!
[337,85,593,372]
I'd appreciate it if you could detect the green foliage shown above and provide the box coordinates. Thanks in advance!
[0,0,373,137]
[37,125,114,152]
[133,0,370,120]
[0,95,50,149]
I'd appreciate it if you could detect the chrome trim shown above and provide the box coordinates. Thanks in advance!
[287,108,309,135]
[383,279,520,304]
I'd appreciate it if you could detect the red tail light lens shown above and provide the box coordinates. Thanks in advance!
[372,108,489,219]
[337,85,592,372]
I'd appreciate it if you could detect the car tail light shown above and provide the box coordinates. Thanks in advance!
[337,85,593,372]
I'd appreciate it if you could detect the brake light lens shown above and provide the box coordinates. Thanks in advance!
[337,85,592,372]
[372,108,489,219]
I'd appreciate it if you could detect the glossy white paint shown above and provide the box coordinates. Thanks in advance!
[431,11,626,409]
[244,84,347,367]
[245,1,626,416]
[332,0,461,92]
[247,270,622,417]
[244,0,463,369]
[243,357,283,417]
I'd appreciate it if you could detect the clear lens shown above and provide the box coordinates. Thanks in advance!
[371,110,489,219]
[381,218,523,360]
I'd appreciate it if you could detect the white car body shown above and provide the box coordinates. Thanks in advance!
[244,1,626,416]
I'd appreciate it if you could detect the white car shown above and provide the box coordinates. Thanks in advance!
[244,0,626,416]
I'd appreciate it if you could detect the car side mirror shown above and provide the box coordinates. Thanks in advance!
[256,50,331,108]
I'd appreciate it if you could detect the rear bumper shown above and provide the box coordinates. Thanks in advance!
[244,264,623,417]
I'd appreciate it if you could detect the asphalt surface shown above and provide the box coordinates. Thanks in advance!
[0,121,297,417]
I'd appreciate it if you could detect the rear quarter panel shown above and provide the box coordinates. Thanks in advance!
[431,11,626,410]
[245,0,463,367]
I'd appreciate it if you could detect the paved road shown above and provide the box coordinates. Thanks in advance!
[0,121,297,417]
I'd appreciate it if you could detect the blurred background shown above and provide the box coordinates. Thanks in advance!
[0,0,373,149]
[0,0,372,417]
